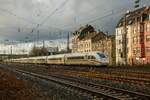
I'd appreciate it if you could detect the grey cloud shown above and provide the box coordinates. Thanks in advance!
[0,0,149,41]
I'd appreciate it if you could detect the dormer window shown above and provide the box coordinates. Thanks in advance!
[128,19,133,25]
[119,22,122,27]
[142,14,149,21]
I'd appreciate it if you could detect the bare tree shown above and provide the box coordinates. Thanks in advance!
[29,47,48,56]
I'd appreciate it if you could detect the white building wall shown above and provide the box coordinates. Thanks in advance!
[116,27,125,65]
[127,25,133,64]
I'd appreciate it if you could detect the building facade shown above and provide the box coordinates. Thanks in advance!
[72,25,113,64]
[92,32,113,64]
[72,29,82,53]
[78,31,97,53]
[72,25,97,53]
[116,6,150,65]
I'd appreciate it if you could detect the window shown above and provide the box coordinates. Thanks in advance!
[140,36,144,43]
[127,48,129,53]
[140,24,144,33]
[48,58,61,60]
[136,48,141,53]
[134,27,137,34]
[120,53,123,58]
[39,59,45,61]
[133,49,136,54]
[119,40,121,44]
[146,47,150,53]
[146,35,150,42]
[118,23,122,27]
[133,48,141,54]
[143,14,149,21]
[148,24,150,32]
[119,49,121,54]
[68,56,84,60]
[133,37,137,43]
[145,24,149,32]
[138,25,140,33]
[128,19,133,25]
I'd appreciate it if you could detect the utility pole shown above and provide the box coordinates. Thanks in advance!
[10,41,13,61]
[124,13,128,65]
[43,40,45,48]
[67,32,70,52]
[37,30,40,44]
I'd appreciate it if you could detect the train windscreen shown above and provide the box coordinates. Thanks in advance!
[97,53,106,58]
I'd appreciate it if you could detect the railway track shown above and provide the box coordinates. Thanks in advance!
[91,74,150,86]
[5,66,150,100]
[51,74,150,99]
[98,68,150,76]
[2,63,150,86]
[56,70,150,87]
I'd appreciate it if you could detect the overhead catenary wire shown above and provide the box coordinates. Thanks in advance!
[0,7,37,25]
[62,8,126,30]
[61,0,150,31]
[0,0,149,41]
[0,6,67,32]
[0,6,68,41]
[59,1,132,30]
[32,0,70,32]
[22,0,70,42]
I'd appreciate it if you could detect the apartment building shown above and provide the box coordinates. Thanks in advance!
[116,6,150,65]
[72,25,96,53]
[72,25,113,64]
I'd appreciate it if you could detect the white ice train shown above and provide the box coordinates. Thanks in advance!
[6,51,109,66]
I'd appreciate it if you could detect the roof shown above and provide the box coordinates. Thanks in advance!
[80,32,97,40]
[116,6,150,28]
[92,32,107,42]
[78,25,95,40]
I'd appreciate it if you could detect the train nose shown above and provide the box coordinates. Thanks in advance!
[101,58,109,63]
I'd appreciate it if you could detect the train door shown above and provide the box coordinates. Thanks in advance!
[46,56,48,64]
[64,55,67,65]
[84,55,89,65]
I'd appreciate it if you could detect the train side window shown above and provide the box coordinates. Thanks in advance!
[48,58,61,60]
[97,53,106,58]
[68,56,84,60]
[39,59,45,61]
[91,56,95,59]
[88,56,95,59]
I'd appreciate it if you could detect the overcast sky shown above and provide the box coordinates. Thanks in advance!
[0,0,149,41]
